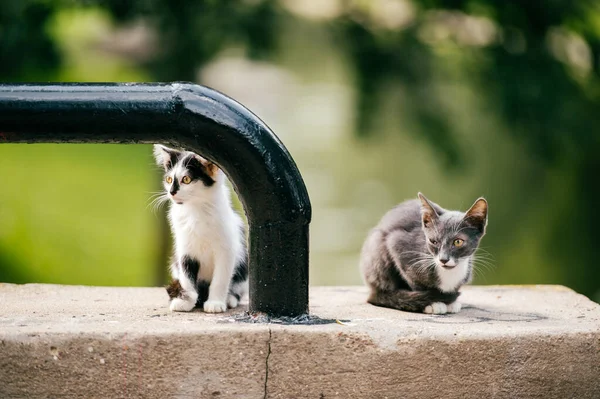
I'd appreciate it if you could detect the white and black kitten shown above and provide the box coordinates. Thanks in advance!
[153,144,248,313]
[360,193,488,314]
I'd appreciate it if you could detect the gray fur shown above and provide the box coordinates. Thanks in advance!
[359,193,488,313]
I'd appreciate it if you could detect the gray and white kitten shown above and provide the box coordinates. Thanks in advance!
[360,193,488,314]
[153,144,248,313]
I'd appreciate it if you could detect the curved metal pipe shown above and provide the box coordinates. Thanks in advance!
[0,83,311,317]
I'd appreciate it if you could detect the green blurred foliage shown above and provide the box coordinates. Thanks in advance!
[0,144,162,286]
[1,0,599,301]
[0,0,60,80]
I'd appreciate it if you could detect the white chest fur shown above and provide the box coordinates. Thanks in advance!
[437,256,470,292]
[169,198,242,282]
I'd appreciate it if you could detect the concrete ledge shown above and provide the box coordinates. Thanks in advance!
[1,284,599,398]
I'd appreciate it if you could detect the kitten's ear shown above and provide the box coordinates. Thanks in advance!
[193,154,219,178]
[153,144,180,171]
[464,197,488,234]
[418,192,439,228]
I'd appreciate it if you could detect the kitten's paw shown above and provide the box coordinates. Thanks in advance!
[446,301,462,313]
[204,300,227,313]
[227,295,239,309]
[170,297,195,312]
[424,302,448,314]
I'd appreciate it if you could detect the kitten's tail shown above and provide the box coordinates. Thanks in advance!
[228,254,249,304]
[368,289,460,313]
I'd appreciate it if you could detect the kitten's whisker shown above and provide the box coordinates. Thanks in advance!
[147,194,170,214]
[402,251,432,256]
[472,260,496,274]
[147,197,158,208]
[474,259,495,267]
[147,195,163,202]
[413,264,434,275]
[472,267,488,282]
[473,269,491,282]
[476,262,495,269]
[403,255,434,263]
[147,192,166,202]
[415,261,435,276]
[420,261,435,270]
[412,255,433,259]
[473,255,495,264]
[412,258,435,268]
[475,262,495,271]
[147,193,166,204]
[477,248,493,254]
[475,250,495,260]
[409,260,432,266]
[410,255,434,263]
[473,257,495,265]
[473,255,496,263]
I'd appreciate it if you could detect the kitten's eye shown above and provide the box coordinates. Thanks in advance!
[453,239,464,247]
[429,239,438,246]
[181,176,191,184]
[165,176,173,184]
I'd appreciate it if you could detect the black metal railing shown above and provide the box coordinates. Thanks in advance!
[0,83,311,317]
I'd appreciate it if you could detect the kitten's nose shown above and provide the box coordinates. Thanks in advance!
[170,189,178,196]
[439,256,449,264]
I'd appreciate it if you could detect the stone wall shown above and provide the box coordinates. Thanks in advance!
[1,284,599,398]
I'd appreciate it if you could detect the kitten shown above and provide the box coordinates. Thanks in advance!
[359,193,488,314]
[153,144,248,313]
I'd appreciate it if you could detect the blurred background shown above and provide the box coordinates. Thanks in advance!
[0,0,599,302]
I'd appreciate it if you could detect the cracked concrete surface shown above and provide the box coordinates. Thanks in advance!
[263,328,272,399]
[1,284,599,398]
